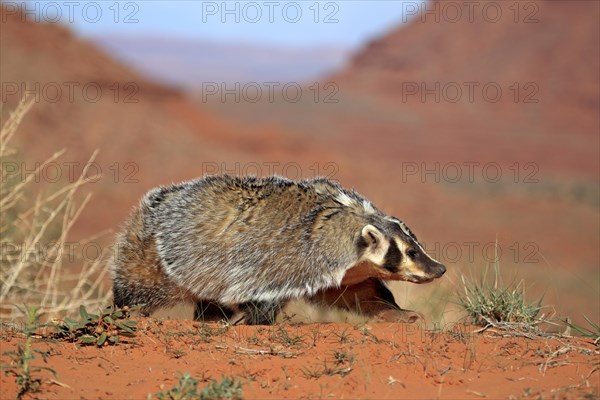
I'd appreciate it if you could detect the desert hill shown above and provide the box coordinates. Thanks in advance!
[209,0,599,177]
[330,0,599,177]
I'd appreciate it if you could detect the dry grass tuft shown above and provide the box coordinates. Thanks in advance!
[0,98,111,320]
[456,241,547,331]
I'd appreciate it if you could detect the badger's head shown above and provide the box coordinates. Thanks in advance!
[349,216,446,285]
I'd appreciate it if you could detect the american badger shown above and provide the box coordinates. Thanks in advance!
[111,175,446,324]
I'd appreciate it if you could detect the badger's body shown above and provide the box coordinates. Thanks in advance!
[111,175,446,324]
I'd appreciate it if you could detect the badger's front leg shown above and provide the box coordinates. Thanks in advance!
[308,278,422,323]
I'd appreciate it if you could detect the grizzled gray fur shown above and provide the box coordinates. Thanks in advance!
[111,175,445,324]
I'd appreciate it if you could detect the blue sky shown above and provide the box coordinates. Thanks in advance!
[21,1,419,49]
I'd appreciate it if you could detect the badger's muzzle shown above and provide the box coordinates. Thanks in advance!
[430,262,446,278]
[407,260,446,284]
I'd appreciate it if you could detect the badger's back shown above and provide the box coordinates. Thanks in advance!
[130,175,372,305]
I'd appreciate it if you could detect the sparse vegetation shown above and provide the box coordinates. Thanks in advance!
[301,352,355,379]
[0,98,111,320]
[360,326,380,343]
[51,305,137,346]
[567,316,600,345]
[154,372,200,400]
[199,375,244,400]
[456,247,545,328]
[333,350,355,366]
[154,373,243,400]
[195,322,228,343]
[270,325,306,347]
[1,306,57,399]
[334,327,351,344]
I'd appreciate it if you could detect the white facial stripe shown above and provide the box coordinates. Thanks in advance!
[414,240,441,264]
[386,217,413,236]
[398,221,413,238]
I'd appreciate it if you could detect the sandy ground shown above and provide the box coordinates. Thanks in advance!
[1,318,598,399]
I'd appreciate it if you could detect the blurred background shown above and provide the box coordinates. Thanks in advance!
[1,0,598,326]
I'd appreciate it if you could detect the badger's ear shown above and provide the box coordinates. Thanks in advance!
[361,224,386,251]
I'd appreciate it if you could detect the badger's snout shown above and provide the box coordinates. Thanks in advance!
[413,261,446,283]
[431,263,446,278]
[404,261,447,284]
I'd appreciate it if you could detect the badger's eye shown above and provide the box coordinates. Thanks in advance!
[407,249,418,260]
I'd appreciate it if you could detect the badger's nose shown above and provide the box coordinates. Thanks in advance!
[434,263,446,277]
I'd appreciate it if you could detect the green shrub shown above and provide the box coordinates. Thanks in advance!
[456,245,544,327]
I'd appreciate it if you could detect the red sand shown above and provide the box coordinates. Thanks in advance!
[1,319,598,399]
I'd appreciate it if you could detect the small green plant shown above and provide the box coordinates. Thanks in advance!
[333,350,355,366]
[167,348,187,359]
[566,316,600,345]
[154,373,243,400]
[1,306,57,399]
[200,375,244,399]
[271,325,306,347]
[155,372,199,400]
[52,305,137,346]
[360,327,380,343]
[301,352,355,379]
[456,250,544,327]
[195,322,228,343]
[334,327,351,344]
[302,360,354,379]
[245,334,265,346]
